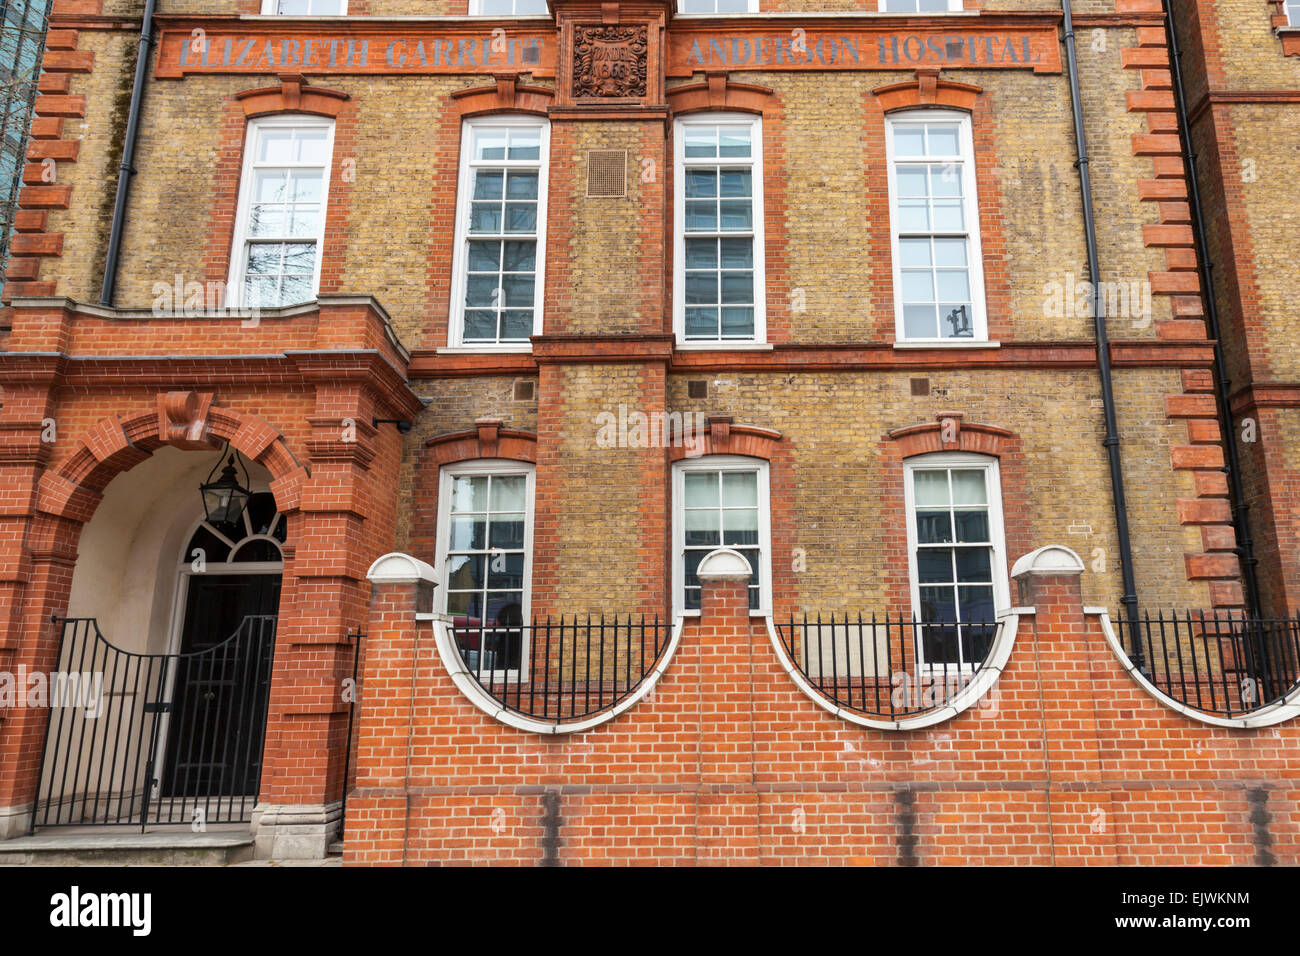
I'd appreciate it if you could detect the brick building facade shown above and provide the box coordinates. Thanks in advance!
[0,0,1296,865]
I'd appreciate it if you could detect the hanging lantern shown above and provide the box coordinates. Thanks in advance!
[199,447,252,526]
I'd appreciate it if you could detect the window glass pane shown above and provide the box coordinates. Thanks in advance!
[257,129,294,163]
[685,308,718,338]
[955,510,989,543]
[722,508,758,546]
[918,549,954,583]
[490,475,527,511]
[502,240,535,272]
[954,547,991,582]
[468,240,501,272]
[296,128,330,163]
[683,126,716,158]
[927,125,961,156]
[470,203,502,234]
[684,510,720,547]
[720,272,753,304]
[487,553,525,591]
[899,237,931,267]
[912,470,950,507]
[451,475,489,512]
[450,516,486,550]
[958,585,995,622]
[896,167,927,197]
[685,272,718,305]
[931,200,965,231]
[893,126,925,157]
[718,237,752,268]
[718,200,753,231]
[445,554,485,591]
[936,270,970,301]
[506,170,538,199]
[488,515,525,550]
[473,170,504,200]
[501,310,533,339]
[950,470,987,505]
[504,203,537,232]
[502,275,534,307]
[930,165,962,198]
[919,587,958,623]
[721,470,758,506]
[903,305,937,339]
[685,168,718,198]
[685,201,717,232]
[479,0,513,13]
[474,128,508,160]
[717,0,750,11]
[507,128,541,160]
[916,511,953,545]
[718,128,751,157]
[684,471,718,507]
[719,169,751,197]
[720,307,754,337]
[685,238,717,269]
[933,238,967,267]
[901,270,934,303]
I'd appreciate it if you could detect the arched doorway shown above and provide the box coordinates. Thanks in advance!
[159,491,286,800]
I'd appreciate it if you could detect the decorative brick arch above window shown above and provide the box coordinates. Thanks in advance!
[667,417,781,462]
[450,74,556,118]
[887,413,1015,459]
[873,69,983,112]
[425,418,538,467]
[666,72,775,117]
[235,74,351,118]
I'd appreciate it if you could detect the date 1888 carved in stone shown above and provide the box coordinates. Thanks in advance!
[572,25,648,99]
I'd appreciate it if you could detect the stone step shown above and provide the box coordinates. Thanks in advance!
[0,829,256,866]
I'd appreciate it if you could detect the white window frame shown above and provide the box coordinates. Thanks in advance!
[902,452,1010,672]
[675,0,759,13]
[672,455,772,619]
[467,0,550,14]
[434,459,536,683]
[448,115,550,352]
[877,0,963,12]
[261,0,348,14]
[673,112,767,347]
[885,109,987,345]
[226,115,335,310]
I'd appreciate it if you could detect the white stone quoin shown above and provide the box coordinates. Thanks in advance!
[695,547,753,582]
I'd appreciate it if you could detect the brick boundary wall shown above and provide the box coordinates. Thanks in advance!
[344,546,1300,866]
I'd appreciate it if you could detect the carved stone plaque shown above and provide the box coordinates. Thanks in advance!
[572,25,648,99]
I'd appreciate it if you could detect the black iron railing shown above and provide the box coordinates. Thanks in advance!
[1114,611,1300,718]
[450,616,669,723]
[33,615,276,831]
[775,614,1003,722]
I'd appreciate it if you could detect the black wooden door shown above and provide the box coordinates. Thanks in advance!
[160,574,280,798]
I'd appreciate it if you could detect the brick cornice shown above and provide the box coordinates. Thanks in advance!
[1229,383,1300,415]
[424,420,538,467]
[887,414,1015,459]
[665,74,774,116]
[666,420,780,462]
[450,78,556,117]
[235,74,351,118]
[872,71,983,112]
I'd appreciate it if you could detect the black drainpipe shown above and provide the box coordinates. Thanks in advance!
[1162,0,1262,618]
[99,0,157,307]
[1061,0,1143,665]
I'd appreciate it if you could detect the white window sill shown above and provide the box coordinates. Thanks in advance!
[892,340,1000,350]
[438,345,533,354]
[675,342,774,351]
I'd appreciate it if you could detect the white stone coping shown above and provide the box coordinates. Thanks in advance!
[696,547,753,581]
[765,608,1028,731]
[1011,544,1085,578]
[1091,608,1300,728]
[366,552,438,585]
[429,617,684,735]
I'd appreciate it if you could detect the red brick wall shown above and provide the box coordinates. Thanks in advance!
[344,562,1300,866]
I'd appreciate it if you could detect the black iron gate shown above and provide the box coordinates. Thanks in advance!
[32,614,277,832]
